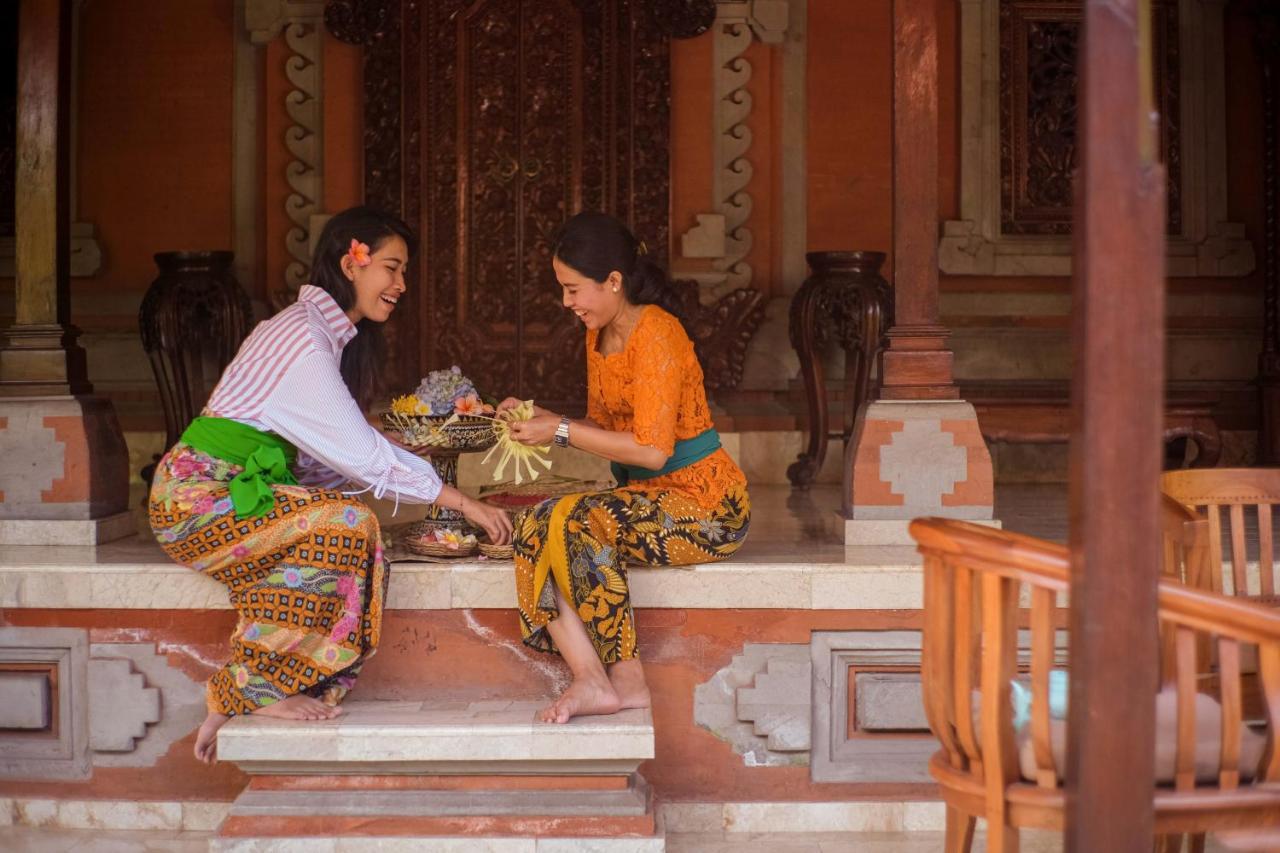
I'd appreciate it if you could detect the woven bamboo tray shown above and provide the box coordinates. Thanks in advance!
[478,542,514,560]
[404,538,479,559]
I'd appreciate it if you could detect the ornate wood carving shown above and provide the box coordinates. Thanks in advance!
[653,0,716,39]
[330,0,749,408]
[998,0,1180,236]
[673,280,766,393]
[786,252,892,488]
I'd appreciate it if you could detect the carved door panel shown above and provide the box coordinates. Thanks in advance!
[327,0,725,405]
[412,0,661,410]
[442,0,584,406]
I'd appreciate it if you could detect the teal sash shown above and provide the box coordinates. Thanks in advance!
[180,416,299,519]
[611,428,722,486]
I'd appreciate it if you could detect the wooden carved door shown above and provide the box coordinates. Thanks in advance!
[423,0,590,408]
[326,0,715,408]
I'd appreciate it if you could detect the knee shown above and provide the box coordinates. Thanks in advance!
[334,498,382,542]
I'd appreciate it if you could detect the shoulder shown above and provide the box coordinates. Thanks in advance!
[637,306,691,350]
[251,301,335,362]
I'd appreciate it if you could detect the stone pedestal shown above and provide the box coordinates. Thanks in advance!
[213,700,662,850]
[842,400,995,545]
[0,396,131,542]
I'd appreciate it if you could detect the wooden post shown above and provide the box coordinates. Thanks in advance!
[880,0,957,402]
[1066,0,1166,849]
[0,0,128,541]
[0,0,90,396]
[839,0,993,545]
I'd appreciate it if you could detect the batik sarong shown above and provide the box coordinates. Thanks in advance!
[148,443,387,715]
[514,484,750,663]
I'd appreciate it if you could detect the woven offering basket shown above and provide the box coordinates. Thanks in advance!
[404,538,479,559]
[380,411,497,452]
[478,542,514,560]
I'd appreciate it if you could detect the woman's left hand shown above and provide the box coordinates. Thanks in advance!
[507,414,560,447]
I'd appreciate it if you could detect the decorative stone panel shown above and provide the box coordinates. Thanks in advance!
[694,642,811,766]
[0,630,206,779]
[811,629,1069,783]
[0,628,91,780]
[88,642,205,768]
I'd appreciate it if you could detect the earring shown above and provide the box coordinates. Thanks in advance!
[612,287,619,293]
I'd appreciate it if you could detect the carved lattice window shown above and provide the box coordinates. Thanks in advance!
[941,0,1252,277]
[998,1,1181,237]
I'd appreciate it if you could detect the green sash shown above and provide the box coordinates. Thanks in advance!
[180,416,299,519]
[611,428,722,486]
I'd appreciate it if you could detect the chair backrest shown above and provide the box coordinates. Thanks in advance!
[912,519,1071,798]
[1161,468,1280,599]
[911,517,1280,813]
[1159,496,1212,682]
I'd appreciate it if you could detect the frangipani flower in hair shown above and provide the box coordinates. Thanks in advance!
[348,239,372,267]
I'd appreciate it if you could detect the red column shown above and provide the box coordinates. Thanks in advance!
[880,0,957,401]
[1065,0,1165,849]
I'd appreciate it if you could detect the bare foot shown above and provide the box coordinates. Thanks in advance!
[608,660,651,712]
[193,712,230,764]
[253,693,345,721]
[537,674,621,724]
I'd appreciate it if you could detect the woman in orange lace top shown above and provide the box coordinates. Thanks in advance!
[501,212,750,724]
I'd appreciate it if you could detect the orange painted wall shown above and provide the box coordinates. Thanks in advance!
[807,0,894,266]
[74,0,235,302]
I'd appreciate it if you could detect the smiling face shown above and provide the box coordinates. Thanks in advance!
[554,256,625,331]
[342,235,409,324]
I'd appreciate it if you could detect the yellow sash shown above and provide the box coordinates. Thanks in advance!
[532,493,586,611]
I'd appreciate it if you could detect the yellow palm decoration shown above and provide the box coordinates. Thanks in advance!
[482,400,553,484]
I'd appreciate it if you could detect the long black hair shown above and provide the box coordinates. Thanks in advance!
[552,212,684,323]
[309,206,417,409]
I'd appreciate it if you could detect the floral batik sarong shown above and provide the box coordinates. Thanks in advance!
[148,443,388,715]
[514,484,750,663]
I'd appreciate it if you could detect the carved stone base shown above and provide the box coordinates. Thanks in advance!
[0,395,130,523]
[0,324,92,397]
[0,511,135,546]
[843,400,994,544]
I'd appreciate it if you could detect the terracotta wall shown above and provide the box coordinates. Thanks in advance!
[806,0,893,264]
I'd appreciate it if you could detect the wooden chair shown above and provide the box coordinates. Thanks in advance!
[911,517,1280,853]
[1161,468,1280,602]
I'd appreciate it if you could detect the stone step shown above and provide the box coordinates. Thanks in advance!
[214,700,662,849]
[211,837,665,852]
[218,700,655,776]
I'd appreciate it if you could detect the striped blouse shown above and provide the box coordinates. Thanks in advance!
[204,284,442,507]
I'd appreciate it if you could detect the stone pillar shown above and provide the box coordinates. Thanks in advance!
[0,0,130,545]
[840,0,994,545]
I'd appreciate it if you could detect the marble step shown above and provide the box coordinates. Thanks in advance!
[217,699,655,776]
[211,837,665,852]
[227,785,650,819]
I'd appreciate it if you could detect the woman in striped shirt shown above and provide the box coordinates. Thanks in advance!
[148,206,511,764]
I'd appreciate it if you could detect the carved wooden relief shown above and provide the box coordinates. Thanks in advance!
[998,0,1181,236]
[327,0,737,408]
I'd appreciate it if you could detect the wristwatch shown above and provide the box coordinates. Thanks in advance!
[554,416,571,448]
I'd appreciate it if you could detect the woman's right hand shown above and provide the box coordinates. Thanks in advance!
[461,497,514,546]
[496,397,554,419]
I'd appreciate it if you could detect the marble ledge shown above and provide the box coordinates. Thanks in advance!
[0,540,924,612]
[211,837,664,853]
[217,700,654,775]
